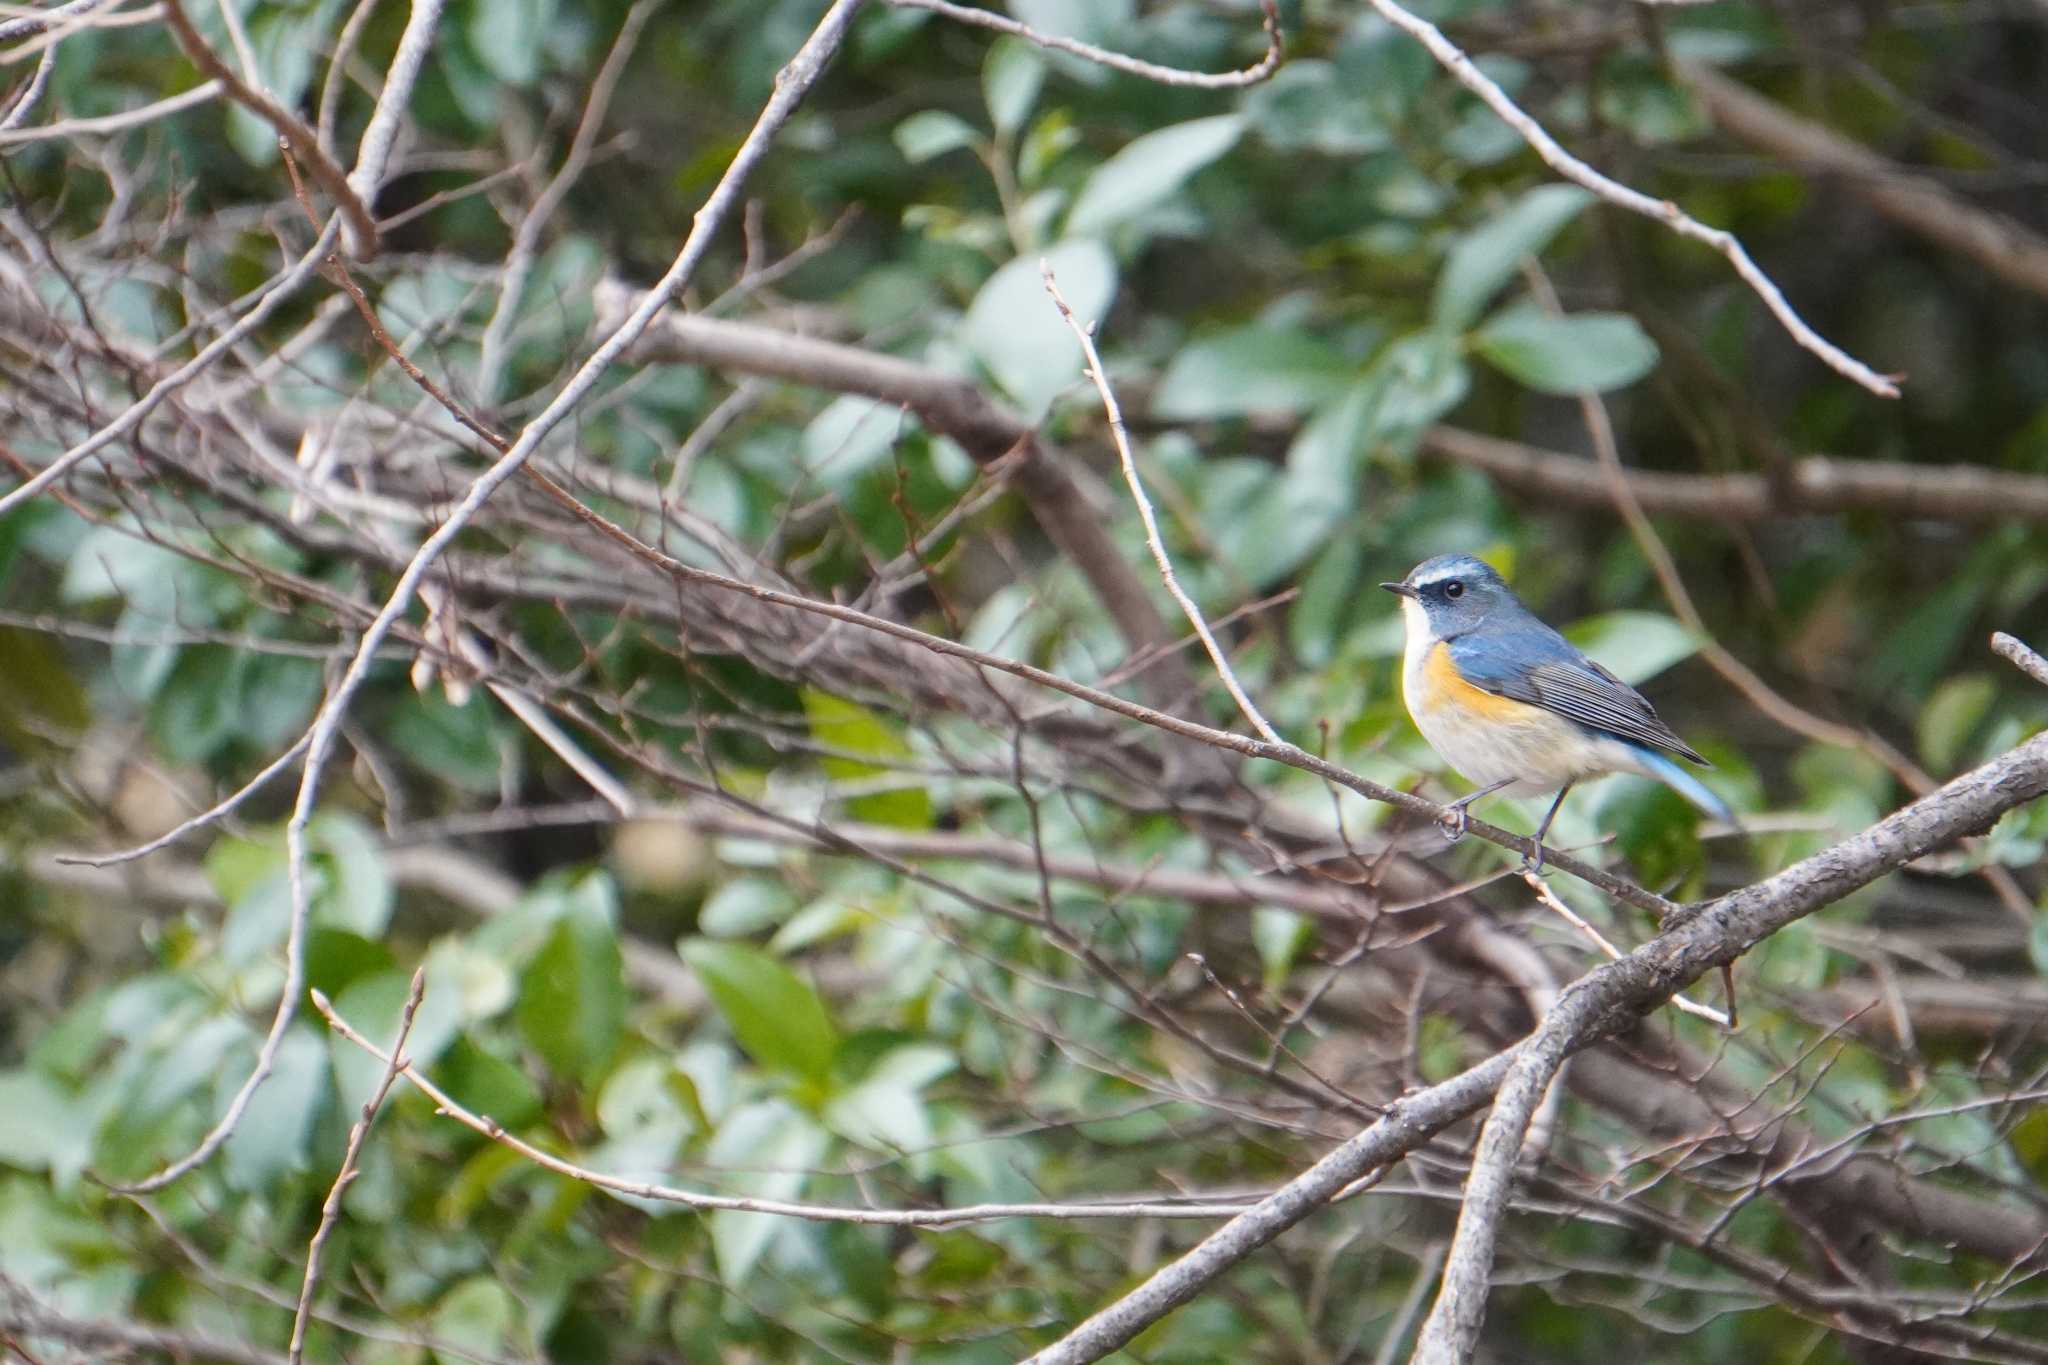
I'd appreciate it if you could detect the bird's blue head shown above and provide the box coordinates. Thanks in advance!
[1379,554,1520,640]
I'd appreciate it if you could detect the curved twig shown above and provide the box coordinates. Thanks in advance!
[889,0,1283,90]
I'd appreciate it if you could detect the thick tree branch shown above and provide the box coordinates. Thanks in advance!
[1421,425,2048,524]
[598,289,1232,776]
[1411,1031,1570,1363]
[1681,60,2048,302]
[1024,720,2048,1362]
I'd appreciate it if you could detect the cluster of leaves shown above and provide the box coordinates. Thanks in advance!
[2,0,2047,1362]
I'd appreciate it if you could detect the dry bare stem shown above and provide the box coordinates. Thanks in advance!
[1363,0,1899,396]
[1042,262,1284,745]
[288,970,426,1364]
[1024,722,2048,1361]
[889,0,1282,90]
[110,0,873,1196]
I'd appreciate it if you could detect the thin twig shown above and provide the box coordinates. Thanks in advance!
[1520,869,1728,1026]
[473,0,655,404]
[289,970,426,1364]
[1021,727,2048,1361]
[0,79,220,143]
[56,733,311,867]
[1994,632,2048,689]
[0,221,337,521]
[889,0,1282,90]
[107,0,871,1198]
[0,40,54,130]
[315,0,381,157]
[158,0,380,256]
[1042,262,1285,746]
[342,0,446,233]
[1362,0,1898,396]
[312,987,1261,1225]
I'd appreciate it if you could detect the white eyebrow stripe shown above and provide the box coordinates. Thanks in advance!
[1412,562,1481,587]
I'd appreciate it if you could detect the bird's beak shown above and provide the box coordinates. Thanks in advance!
[1379,581,1416,599]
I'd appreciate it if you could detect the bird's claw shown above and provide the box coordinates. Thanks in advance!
[1438,803,1472,843]
[1518,843,1550,877]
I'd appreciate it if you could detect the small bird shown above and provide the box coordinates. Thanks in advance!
[1381,554,1730,868]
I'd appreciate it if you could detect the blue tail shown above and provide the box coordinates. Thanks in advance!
[1631,748,1734,824]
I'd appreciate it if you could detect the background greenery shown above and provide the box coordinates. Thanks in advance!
[2,0,2048,1360]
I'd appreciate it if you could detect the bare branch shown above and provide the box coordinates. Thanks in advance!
[1421,425,2048,524]
[1043,261,1284,746]
[1410,1027,1569,1364]
[1023,726,2048,1361]
[289,969,425,1364]
[0,1276,286,1365]
[1995,632,2048,689]
[0,78,221,143]
[1362,0,1899,396]
[888,0,1283,90]
[1682,59,2048,302]
[109,0,872,1197]
[158,0,380,257]
[342,0,446,226]
[313,987,1265,1225]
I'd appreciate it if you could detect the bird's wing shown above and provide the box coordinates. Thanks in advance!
[1448,632,1710,766]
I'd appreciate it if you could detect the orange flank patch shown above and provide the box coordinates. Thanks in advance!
[1420,642,1546,723]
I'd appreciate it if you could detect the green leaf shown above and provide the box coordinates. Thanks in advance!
[223,1025,327,1192]
[769,900,868,955]
[309,814,393,938]
[1153,326,1354,420]
[706,1099,830,1284]
[1472,305,1660,395]
[467,0,555,85]
[0,1071,94,1184]
[1064,114,1244,240]
[1918,674,1998,771]
[699,877,799,938]
[1361,330,1471,457]
[437,1036,543,1131]
[516,896,627,1084]
[960,238,1117,419]
[800,395,906,494]
[431,1278,517,1365]
[1252,909,1312,992]
[679,940,839,1086]
[1245,60,1392,156]
[982,37,1045,136]
[823,1044,954,1152]
[1562,611,1700,685]
[148,647,248,764]
[894,110,980,164]
[584,1056,698,1213]
[1433,185,1593,329]
[802,688,933,829]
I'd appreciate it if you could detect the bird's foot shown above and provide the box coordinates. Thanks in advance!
[1437,802,1472,843]
[1517,843,1549,877]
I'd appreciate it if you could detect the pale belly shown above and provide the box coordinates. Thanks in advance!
[1400,612,1627,795]
[1407,696,1581,796]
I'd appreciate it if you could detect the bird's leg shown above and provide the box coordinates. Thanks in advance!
[1438,778,1517,842]
[1521,782,1574,874]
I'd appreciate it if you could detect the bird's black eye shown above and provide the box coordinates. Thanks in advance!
[1443,580,1465,599]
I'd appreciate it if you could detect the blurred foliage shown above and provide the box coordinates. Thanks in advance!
[2,0,2048,1361]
